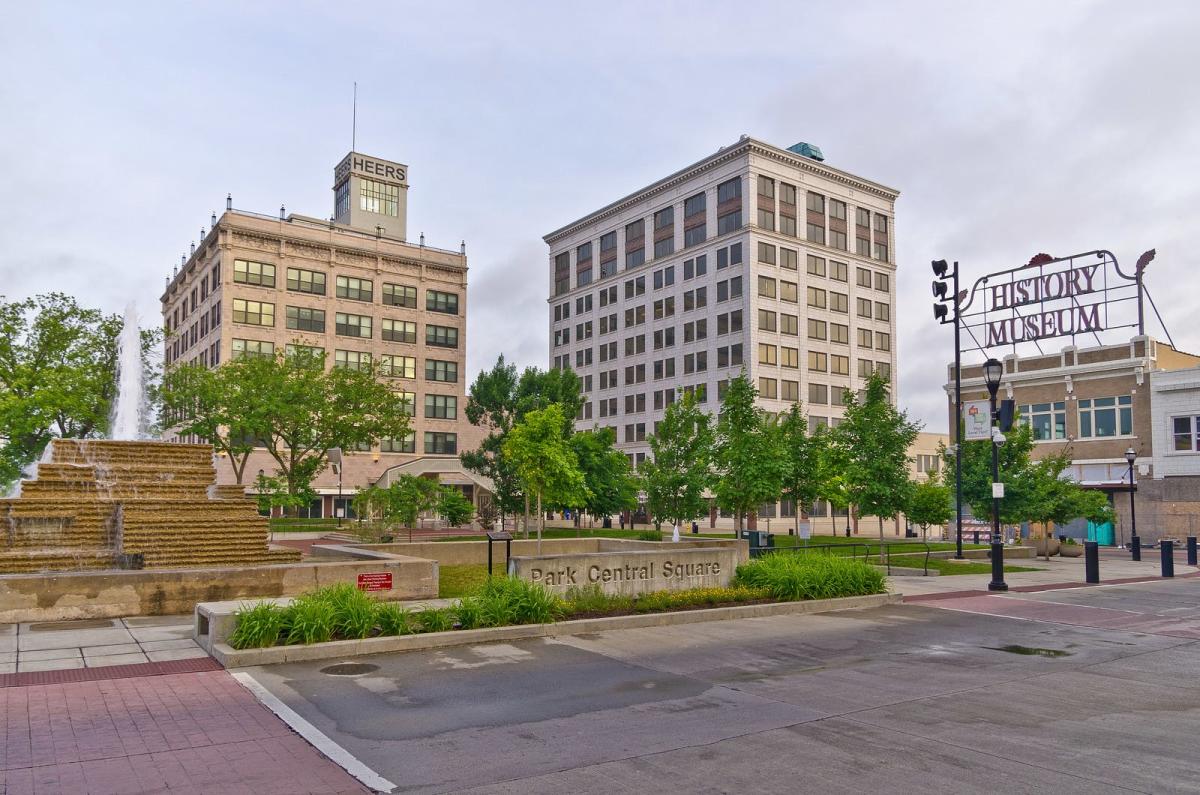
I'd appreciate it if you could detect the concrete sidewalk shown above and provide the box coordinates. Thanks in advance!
[1,616,206,674]
[891,552,1199,597]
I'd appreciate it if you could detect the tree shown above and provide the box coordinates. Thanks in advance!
[569,426,638,523]
[778,403,822,536]
[436,486,476,527]
[503,404,588,551]
[944,416,1040,527]
[1024,451,1116,560]
[639,392,714,531]
[0,293,159,487]
[461,356,583,530]
[835,372,921,541]
[814,427,852,536]
[907,472,953,542]
[160,357,264,484]
[219,349,411,507]
[712,375,786,531]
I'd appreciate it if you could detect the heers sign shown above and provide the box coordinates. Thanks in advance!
[335,153,406,184]
[984,264,1103,346]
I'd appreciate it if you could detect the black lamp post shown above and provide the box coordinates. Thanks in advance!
[1125,447,1138,551]
[983,358,1008,592]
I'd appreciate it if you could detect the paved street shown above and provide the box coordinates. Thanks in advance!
[240,577,1200,794]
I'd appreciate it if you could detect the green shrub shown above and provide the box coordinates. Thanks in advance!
[562,584,632,615]
[636,529,663,542]
[458,576,562,627]
[283,595,337,644]
[735,553,885,601]
[416,606,455,633]
[319,583,378,639]
[229,602,288,649]
[375,603,414,635]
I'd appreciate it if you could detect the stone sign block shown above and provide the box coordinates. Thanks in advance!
[508,546,738,597]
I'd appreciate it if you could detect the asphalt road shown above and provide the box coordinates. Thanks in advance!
[242,580,1200,794]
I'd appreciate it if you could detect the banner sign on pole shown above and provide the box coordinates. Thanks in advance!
[963,400,992,441]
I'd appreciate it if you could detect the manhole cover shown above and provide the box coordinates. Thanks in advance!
[320,663,380,676]
[987,645,1070,658]
[28,619,116,632]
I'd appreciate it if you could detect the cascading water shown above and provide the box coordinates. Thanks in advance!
[110,302,143,441]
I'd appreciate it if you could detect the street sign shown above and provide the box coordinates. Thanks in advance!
[963,400,991,441]
[993,482,1005,499]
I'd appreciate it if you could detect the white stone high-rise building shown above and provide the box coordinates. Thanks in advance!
[544,136,899,472]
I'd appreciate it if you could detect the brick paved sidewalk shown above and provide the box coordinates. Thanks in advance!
[0,670,369,794]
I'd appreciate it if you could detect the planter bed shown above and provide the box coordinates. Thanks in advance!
[208,592,901,668]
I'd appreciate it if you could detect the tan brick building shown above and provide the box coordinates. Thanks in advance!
[947,336,1200,543]
[160,152,487,518]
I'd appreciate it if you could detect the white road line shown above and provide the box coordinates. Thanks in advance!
[231,671,396,793]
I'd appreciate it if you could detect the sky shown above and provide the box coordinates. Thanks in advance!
[2,1,1199,432]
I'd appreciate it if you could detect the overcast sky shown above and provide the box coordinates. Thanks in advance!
[2,1,1198,431]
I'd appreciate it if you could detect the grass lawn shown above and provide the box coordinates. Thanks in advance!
[439,564,489,598]
[434,528,662,542]
[920,558,1044,576]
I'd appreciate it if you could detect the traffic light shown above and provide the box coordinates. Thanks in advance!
[932,259,957,324]
[997,399,1015,432]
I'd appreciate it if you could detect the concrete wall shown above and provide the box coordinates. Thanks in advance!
[509,546,740,597]
[0,557,437,624]
[344,537,746,568]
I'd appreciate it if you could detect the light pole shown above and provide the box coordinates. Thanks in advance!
[1125,447,1138,551]
[983,358,1008,592]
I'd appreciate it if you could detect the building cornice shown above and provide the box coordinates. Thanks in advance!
[543,137,900,247]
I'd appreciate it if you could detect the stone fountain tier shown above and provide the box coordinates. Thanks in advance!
[0,439,300,574]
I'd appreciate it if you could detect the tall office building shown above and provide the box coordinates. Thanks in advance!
[161,152,486,517]
[544,136,900,472]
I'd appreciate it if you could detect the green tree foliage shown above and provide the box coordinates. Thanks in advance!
[503,404,588,548]
[0,293,160,486]
[436,486,476,527]
[712,375,787,530]
[906,472,953,541]
[160,357,264,484]
[778,404,822,536]
[945,415,1040,526]
[569,426,638,521]
[813,428,852,535]
[835,372,921,540]
[638,392,713,530]
[1023,451,1116,558]
[353,476,476,530]
[461,356,583,522]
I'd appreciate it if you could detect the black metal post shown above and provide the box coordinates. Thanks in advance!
[953,263,964,560]
[988,393,1007,592]
[1084,541,1100,584]
[336,466,343,528]
[487,537,493,577]
[1188,536,1197,567]
[1127,458,1138,553]
[1161,540,1175,578]
[505,537,511,572]
[1131,534,1141,562]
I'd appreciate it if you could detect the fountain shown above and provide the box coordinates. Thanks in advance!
[0,307,300,574]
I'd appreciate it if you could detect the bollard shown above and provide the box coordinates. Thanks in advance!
[1131,535,1141,562]
[1161,540,1175,578]
[974,530,980,545]
[1188,536,1198,567]
[1084,541,1100,584]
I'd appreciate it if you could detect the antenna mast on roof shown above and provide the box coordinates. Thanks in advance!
[352,82,357,151]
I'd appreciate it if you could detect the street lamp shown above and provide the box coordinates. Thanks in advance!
[1125,447,1138,553]
[983,358,1008,592]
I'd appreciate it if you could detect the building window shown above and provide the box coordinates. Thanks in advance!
[232,298,274,326]
[876,332,890,351]
[809,383,828,404]
[231,339,274,360]
[286,306,325,332]
[830,261,848,282]
[858,328,873,349]
[427,290,459,315]
[286,267,326,295]
[857,298,873,318]
[286,344,324,360]
[1021,402,1067,441]
[426,324,459,348]
[426,359,458,383]
[233,259,275,287]
[335,180,350,218]
[684,192,707,248]
[625,219,646,269]
[780,313,798,336]
[807,255,826,277]
[360,179,399,216]
[874,242,889,262]
[831,354,850,375]
[875,272,890,292]
[717,177,742,235]
[336,276,373,302]
[758,343,777,366]
[807,318,826,340]
[382,283,417,308]
[381,318,417,343]
[876,302,890,321]
[653,207,674,258]
[381,433,416,454]
[830,323,848,344]
[1078,396,1132,438]
[425,432,457,455]
[1172,415,1200,451]
[380,354,416,378]
[759,377,778,399]
[808,351,827,372]
[425,394,458,419]
[335,312,371,338]
[334,349,370,371]
[807,287,826,309]
[758,242,776,265]
[758,276,777,299]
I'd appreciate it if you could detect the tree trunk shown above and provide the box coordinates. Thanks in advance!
[523,494,530,540]
[879,515,884,544]
[537,491,544,555]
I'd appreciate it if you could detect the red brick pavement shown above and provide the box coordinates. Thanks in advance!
[0,671,369,794]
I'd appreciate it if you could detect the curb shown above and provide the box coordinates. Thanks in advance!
[213,592,902,667]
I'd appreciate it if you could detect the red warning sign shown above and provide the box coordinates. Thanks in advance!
[357,572,393,591]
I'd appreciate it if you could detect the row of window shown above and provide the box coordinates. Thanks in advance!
[377,431,458,455]
[555,173,890,297]
[231,260,459,314]
[1019,396,1134,441]
[233,300,459,347]
[229,340,459,383]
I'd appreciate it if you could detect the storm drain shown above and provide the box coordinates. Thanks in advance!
[987,645,1070,658]
[320,663,381,676]
[28,619,117,632]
